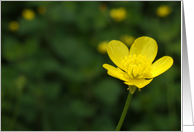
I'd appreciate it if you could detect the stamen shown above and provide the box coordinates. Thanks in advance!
[132,65,139,77]
[121,54,152,79]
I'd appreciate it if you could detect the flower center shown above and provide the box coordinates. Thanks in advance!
[121,54,153,79]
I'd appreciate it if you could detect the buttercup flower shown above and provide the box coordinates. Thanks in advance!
[120,35,135,46]
[22,9,35,20]
[110,7,127,22]
[156,5,171,17]
[103,36,173,89]
[97,41,109,54]
[9,21,19,31]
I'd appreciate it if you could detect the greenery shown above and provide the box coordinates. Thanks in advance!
[1,1,181,131]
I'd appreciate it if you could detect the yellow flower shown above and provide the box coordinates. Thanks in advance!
[120,35,135,46]
[97,41,109,54]
[156,5,171,17]
[110,7,127,22]
[9,21,19,31]
[38,6,47,14]
[22,9,35,20]
[103,36,173,89]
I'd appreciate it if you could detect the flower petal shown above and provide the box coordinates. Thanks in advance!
[107,40,129,70]
[129,36,158,63]
[124,78,153,88]
[103,64,129,82]
[151,56,173,77]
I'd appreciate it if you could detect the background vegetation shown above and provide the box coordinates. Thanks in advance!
[1,1,181,131]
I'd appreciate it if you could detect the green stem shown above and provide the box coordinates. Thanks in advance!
[115,90,133,131]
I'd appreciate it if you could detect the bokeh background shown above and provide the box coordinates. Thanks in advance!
[1,1,181,131]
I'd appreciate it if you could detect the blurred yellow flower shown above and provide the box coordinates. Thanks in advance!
[120,35,135,46]
[103,36,173,89]
[9,21,19,31]
[97,41,109,54]
[99,3,107,12]
[110,7,127,22]
[156,5,171,17]
[22,9,35,20]
[38,6,47,14]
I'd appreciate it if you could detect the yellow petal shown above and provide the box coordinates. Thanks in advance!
[103,64,129,82]
[107,40,129,70]
[129,36,158,63]
[124,78,153,88]
[151,56,173,77]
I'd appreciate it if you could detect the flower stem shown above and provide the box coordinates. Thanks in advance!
[115,90,133,131]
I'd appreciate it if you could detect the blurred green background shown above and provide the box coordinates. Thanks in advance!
[1,1,181,131]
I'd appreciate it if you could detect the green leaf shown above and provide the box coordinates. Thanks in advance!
[93,78,123,105]
[92,115,115,131]
[70,99,96,118]
[2,37,24,61]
